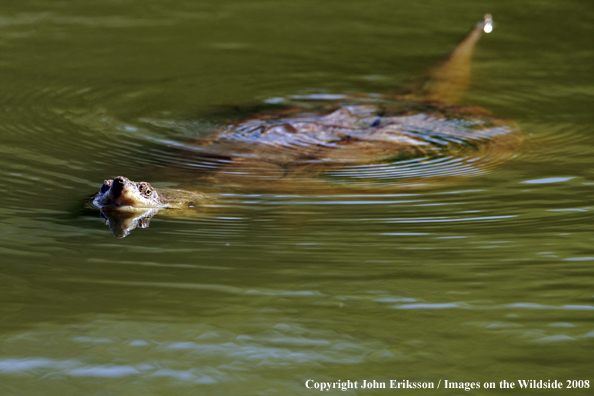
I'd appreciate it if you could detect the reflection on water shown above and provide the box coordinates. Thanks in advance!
[99,207,159,238]
[1,0,594,394]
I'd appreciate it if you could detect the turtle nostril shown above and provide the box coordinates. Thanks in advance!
[111,177,124,197]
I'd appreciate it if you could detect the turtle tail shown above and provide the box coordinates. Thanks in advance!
[403,14,494,104]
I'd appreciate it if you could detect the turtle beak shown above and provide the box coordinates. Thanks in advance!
[105,176,139,207]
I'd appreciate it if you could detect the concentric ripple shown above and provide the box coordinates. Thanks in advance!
[0,81,521,195]
[141,96,522,189]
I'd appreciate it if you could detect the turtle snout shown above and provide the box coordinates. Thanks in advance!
[110,176,133,198]
[94,176,146,209]
[110,177,125,198]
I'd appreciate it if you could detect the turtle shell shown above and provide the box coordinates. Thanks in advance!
[166,95,520,189]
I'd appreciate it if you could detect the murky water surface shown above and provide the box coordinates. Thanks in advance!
[1,0,594,394]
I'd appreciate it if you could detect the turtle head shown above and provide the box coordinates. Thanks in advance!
[93,176,163,210]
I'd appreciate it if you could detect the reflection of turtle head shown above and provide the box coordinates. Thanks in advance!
[93,176,164,210]
[100,207,159,238]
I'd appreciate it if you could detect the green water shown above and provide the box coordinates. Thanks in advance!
[1,0,594,395]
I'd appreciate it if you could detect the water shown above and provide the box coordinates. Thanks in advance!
[1,0,594,394]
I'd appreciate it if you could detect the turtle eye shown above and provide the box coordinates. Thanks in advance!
[146,189,152,196]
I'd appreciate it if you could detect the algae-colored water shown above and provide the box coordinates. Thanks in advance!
[1,0,594,394]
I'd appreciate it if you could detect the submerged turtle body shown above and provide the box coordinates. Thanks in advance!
[178,95,517,188]
[92,14,521,238]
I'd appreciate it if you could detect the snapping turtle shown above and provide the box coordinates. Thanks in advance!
[93,14,520,238]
